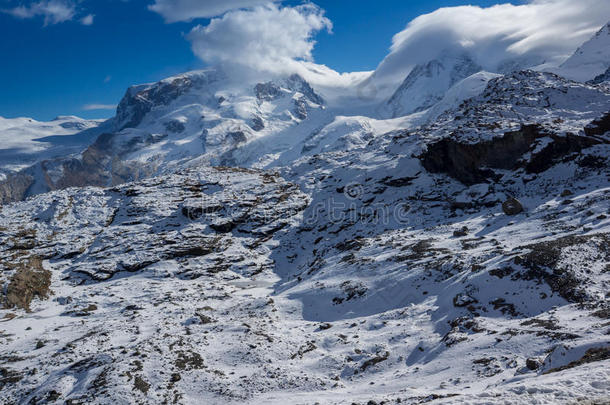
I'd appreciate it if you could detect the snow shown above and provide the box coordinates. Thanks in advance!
[0,115,104,174]
[555,22,610,82]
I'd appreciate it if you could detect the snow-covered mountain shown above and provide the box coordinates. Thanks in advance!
[555,22,610,82]
[384,52,482,117]
[0,20,609,405]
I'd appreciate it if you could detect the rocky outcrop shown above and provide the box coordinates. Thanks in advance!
[0,173,34,205]
[584,111,610,137]
[420,124,606,185]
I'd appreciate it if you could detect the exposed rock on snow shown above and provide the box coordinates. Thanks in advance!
[501,197,523,216]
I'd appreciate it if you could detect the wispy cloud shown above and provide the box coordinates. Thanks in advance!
[148,0,276,23]
[80,13,94,26]
[82,104,117,111]
[374,0,610,85]
[2,0,76,26]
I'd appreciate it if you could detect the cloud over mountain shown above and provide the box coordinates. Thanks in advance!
[374,0,610,85]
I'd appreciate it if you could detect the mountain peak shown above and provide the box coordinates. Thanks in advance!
[556,21,610,82]
[384,52,482,118]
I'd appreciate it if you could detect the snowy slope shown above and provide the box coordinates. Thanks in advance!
[0,115,103,176]
[425,71,502,121]
[555,22,610,82]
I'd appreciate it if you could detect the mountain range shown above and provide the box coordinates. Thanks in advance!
[0,19,608,405]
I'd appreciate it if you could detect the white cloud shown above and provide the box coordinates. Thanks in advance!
[187,3,332,76]
[374,0,610,85]
[80,13,94,26]
[148,0,276,23]
[2,0,76,25]
[83,104,117,111]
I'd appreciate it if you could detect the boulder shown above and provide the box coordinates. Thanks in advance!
[502,197,523,215]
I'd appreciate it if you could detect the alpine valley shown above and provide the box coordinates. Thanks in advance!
[0,16,609,405]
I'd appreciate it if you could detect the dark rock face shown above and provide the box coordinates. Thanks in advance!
[250,116,265,131]
[420,125,543,185]
[420,124,606,185]
[293,97,309,120]
[0,173,34,205]
[255,82,282,102]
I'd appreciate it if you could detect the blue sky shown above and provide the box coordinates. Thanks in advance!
[0,0,523,121]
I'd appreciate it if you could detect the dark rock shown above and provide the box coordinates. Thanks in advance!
[227,131,247,144]
[116,74,208,130]
[526,358,540,371]
[512,233,609,303]
[380,176,417,187]
[164,120,185,133]
[133,375,150,394]
[502,197,523,215]
[255,82,282,101]
[293,97,308,120]
[420,124,606,185]
[453,226,469,237]
[0,172,34,205]
[250,116,265,131]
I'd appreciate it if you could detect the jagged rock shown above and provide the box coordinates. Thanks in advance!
[255,82,282,101]
[502,197,523,215]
